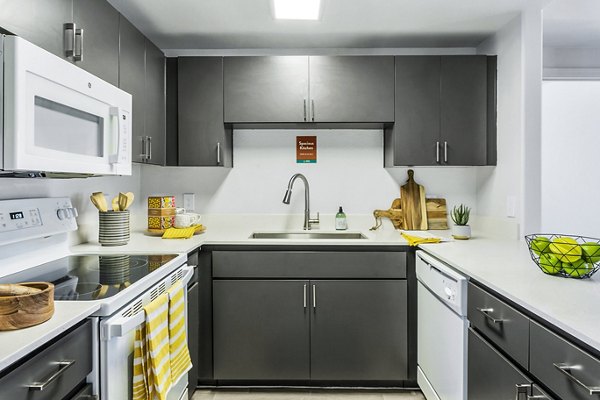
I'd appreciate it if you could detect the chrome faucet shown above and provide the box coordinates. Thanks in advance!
[282,173,320,230]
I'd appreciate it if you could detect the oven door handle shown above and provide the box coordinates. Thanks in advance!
[182,265,195,286]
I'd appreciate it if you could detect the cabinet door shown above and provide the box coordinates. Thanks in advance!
[178,57,232,167]
[309,56,395,123]
[390,56,441,166]
[73,0,119,86]
[144,40,166,165]
[187,281,199,398]
[440,56,488,165]
[468,328,532,400]
[213,280,310,380]
[224,56,309,123]
[118,15,146,163]
[310,280,407,381]
[0,0,72,58]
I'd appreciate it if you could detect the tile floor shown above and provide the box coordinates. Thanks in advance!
[192,389,425,400]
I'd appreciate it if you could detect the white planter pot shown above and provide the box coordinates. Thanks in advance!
[452,225,471,240]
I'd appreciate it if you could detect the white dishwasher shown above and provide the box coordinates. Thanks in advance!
[416,250,468,400]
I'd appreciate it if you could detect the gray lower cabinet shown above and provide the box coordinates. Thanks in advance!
[468,328,533,400]
[310,280,407,381]
[0,0,72,59]
[72,0,120,86]
[178,57,232,167]
[213,280,311,380]
[144,39,166,166]
[308,56,394,123]
[224,56,309,123]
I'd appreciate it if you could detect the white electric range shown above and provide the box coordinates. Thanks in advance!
[0,197,193,400]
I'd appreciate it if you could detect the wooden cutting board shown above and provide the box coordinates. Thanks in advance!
[400,170,428,230]
[426,198,449,230]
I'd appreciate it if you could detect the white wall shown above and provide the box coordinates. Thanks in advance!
[141,130,477,216]
[541,81,600,237]
[0,164,142,244]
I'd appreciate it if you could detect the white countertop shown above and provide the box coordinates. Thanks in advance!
[0,301,100,371]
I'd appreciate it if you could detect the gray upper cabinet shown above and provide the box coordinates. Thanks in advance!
[309,56,394,123]
[144,39,166,166]
[178,57,232,167]
[118,15,146,163]
[73,0,120,86]
[385,55,496,167]
[224,56,309,123]
[0,0,72,58]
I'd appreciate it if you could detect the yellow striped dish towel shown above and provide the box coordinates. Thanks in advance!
[167,281,193,383]
[133,325,149,400]
[162,224,204,239]
[401,232,442,247]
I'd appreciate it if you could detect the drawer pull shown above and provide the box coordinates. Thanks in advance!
[477,307,505,324]
[553,363,600,395]
[27,360,76,391]
[528,396,550,399]
[515,383,530,399]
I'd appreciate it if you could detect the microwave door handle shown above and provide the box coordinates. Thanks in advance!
[108,107,126,165]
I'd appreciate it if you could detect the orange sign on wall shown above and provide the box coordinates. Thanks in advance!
[296,136,317,163]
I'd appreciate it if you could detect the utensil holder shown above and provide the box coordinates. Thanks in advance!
[99,210,130,246]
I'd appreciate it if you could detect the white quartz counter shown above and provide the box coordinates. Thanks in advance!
[0,301,100,371]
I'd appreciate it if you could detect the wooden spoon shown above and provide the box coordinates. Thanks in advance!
[112,197,120,212]
[90,192,108,212]
[118,192,135,211]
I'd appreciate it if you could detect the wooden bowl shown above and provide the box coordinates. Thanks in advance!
[0,282,55,330]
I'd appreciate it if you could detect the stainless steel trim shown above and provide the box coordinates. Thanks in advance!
[477,307,504,324]
[436,141,440,163]
[444,141,448,163]
[63,23,76,58]
[217,142,221,165]
[515,384,531,400]
[303,284,307,309]
[312,284,316,309]
[311,100,315,122]
[553,363,600,395]
[27,360,76,391]
[303,99,307,122]
[528,396,549,399]
[74,28,83,62]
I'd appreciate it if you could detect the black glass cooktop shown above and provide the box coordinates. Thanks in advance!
[0,254,177,300]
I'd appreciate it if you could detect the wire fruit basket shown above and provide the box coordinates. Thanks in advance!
[525,234,600,279]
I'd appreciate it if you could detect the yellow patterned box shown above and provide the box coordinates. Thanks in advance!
[147,216,175,230]
[148,208,177,217]
[147,196,176,209]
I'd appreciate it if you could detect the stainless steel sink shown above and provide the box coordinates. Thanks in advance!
[250,232,367,240]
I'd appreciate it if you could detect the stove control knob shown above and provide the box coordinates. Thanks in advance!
[69,207,79,218]
[57,208,67,220]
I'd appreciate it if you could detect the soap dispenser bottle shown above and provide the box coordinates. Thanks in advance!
[335,206,348,230]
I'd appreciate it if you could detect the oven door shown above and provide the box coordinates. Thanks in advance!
[2,36,132,175]
[99,265,193,400]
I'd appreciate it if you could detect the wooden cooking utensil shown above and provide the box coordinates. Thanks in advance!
[90,192,108,212]
[426,198,449,230]
[118,192,135,211]
[112,197,120,212]
[400,169,428,230]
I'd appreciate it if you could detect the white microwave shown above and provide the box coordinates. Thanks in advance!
[1,35,132,177]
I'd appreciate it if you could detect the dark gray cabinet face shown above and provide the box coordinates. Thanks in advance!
[118,15,146,163]
[224,56,309,123]
[73,0,119,86]
[178,57,232,167]
[187,281,199,398]
[0,0,72,58]
[213,280,311,380]
[310,280,408,381]
[309,56,394,123]
[440,56,488,166]
[144,39,166,165]
[391,56,441,166]
[468,328,532,400]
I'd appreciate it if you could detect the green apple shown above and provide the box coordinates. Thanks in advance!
[538,253,562,274]
[581,242,600,264]
[530,237,551,255]
[562,259,593,278]
[549,237,582,263]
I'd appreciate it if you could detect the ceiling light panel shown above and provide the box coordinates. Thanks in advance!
[274,0,321,20]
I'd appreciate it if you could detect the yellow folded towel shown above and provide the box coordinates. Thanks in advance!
[401,232,442,247]
[162,224,204,239]
[133,325,149,400]
[167,281,193,383]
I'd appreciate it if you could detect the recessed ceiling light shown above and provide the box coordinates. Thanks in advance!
[273,0,321,20]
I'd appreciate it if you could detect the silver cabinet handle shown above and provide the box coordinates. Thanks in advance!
[553,363,600,395]
[216,142,221,165]
[311,100,315,122]
[140,136,147,160]
[528,396,550,400]
[27,360,76,391]
[444,141,448,163]
[147,136,152,161]
[63,23,76,58]
[312,284,316,309]
[74,28,83,62]
[303,284,307,309]
[436,141,440,163]
[515,384,531,400]
[477,307,504,324]
[303,99,307,122]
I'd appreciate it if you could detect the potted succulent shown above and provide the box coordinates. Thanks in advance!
[451,204,471,240]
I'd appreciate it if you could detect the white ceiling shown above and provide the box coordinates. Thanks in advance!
[543,0,600,48]
[107,0,535,51]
